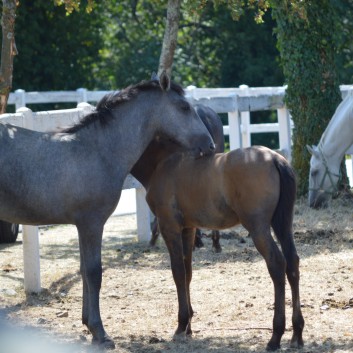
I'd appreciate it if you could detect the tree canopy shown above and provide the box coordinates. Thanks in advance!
[9,0,284,90]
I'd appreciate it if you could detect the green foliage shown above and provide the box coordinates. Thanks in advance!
[94,0,165,89]
[12,0,104,91]
[92,1,283,89]
[271,0,342,195]
[53,0,94,14]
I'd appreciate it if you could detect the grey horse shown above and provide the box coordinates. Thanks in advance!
[0,72,215,348]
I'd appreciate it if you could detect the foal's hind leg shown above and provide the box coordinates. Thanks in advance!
[277,234,304,348]
[77,221,114,349]
[250,227,286,351]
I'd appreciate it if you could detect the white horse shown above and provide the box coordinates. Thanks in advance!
[307,93,353,208]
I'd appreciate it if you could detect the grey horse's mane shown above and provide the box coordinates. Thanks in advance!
[61,79,184,134]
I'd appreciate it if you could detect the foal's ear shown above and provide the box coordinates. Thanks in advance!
[159,70,171,92]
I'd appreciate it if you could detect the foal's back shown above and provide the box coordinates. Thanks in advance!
[146,146,283,230]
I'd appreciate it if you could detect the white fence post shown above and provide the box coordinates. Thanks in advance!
[277,107,292,161]
[15,89,26,110]
[77,88,88,103]
[239,85,251,148]
[228,111,241,150]
[240,111,251,148]
[22,225,41,293]
[135,188,151,242]
[17,107,41,293]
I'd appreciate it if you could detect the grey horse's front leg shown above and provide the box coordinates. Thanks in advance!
[77,222,115,349]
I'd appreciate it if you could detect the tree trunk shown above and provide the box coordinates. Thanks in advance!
[158,0,181,77]
[271,1,344,196]
[0,0,18,114]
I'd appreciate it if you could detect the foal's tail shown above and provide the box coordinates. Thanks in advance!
[271,155,297,241]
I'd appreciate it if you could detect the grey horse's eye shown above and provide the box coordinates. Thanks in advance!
[311,170,318,177]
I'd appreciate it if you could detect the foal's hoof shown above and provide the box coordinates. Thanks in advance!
[92,336,116,350]
[173,326,192,342]
[173,332,187,342]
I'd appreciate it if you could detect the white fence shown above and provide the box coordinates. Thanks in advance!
[3,84,353,293]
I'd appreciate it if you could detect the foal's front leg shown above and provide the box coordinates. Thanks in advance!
[159,222,192,338]
[181,227,197,335]
[77,221,115,349]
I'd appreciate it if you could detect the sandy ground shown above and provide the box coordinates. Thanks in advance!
[0,198,352,353]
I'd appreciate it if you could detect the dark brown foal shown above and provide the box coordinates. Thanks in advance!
[146,146,304,351]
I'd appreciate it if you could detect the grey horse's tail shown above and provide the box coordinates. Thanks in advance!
[271,155,297,241]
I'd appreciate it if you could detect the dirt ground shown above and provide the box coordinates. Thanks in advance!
[0,198,352,353]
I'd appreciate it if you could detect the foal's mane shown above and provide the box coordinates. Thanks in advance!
[61,80,184,134]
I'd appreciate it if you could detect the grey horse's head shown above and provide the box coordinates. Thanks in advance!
[307,145,340,208]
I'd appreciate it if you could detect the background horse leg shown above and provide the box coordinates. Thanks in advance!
[159,221,191,339]
[250,227,286,351]
[211,230,222,253]
[77,221,115,349]
[193,228,204,248]
[276,233,304,348]
[181,227,196,335]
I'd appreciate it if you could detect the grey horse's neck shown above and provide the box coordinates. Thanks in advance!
[69,101,156,181]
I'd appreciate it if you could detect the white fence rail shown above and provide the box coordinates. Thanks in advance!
[3,84,353,293]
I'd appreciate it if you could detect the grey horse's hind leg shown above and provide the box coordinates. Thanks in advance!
[77,222,115,349]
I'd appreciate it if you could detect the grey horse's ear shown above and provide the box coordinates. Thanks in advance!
[159,70,171,92]
[151,72,158,81]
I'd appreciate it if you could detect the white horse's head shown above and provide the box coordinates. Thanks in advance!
[307,145,340,208]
